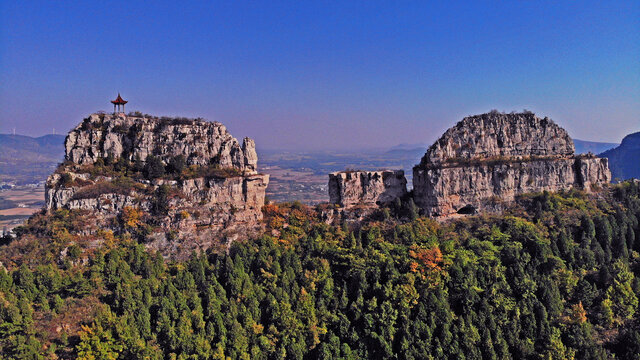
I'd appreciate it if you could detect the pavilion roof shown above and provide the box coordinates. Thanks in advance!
[111,94,128,105]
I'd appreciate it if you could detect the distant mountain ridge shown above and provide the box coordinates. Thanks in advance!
[573,139,618,155]
[388,143,429,151]
[0,134,66,184]
[0,134,66,162]
[599,131,640,181]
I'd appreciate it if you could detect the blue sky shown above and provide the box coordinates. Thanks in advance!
[1,1,638,150]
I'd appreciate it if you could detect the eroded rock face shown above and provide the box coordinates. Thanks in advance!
[576,157,611,189]
[65,113,257,174]
[413,112,610,217]
[328,170,407,207]
[47,113,269,259]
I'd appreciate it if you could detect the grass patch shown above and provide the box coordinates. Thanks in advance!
[71,177,147,200]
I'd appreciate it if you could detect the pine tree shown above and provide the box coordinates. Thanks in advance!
[605,260,638,323]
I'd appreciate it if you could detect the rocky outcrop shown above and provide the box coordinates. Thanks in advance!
[413,112,611,217]
[421,112,574,166]
[46,113,268,258]
[414,156,610,216]
[575,157,611,189]
[65,113,257,174]
[328,170,407,207]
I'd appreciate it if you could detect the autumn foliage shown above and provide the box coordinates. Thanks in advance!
[119,206,142,230]
[409,245,444,282]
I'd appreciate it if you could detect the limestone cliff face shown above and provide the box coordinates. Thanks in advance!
[576,157,611,189]
[46,113,268,258]
[413,112,610,217]
[65,113,257,174]
[46,173,267,217]
[328,170,407,207]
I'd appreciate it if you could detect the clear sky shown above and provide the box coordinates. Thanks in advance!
[1,1,638,150]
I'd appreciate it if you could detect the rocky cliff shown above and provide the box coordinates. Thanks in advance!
[46,113,268,258]
[413,112,611,217]
[328,170,407,207]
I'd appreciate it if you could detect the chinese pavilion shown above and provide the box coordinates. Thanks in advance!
[111,93,128,114]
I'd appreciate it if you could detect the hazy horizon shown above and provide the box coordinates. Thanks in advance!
[1,1,638,151]
[0,130,626,155]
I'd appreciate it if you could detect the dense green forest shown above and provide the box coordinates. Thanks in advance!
[1,182,640,359]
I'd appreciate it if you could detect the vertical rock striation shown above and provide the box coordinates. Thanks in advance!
[421,112,575,166]
[65,113,258,174]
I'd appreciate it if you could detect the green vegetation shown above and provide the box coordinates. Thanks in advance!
[425,154,571,169]
[143,155,166,179]
[167,155,187,175]
[180,164,243,179]
[1,183,640,359]
[71,177,147,201]
[60,154,242,184]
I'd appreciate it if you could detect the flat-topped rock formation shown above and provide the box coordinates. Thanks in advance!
[413,111,610,217]
[328,170,407,207]
[46,113,268,258]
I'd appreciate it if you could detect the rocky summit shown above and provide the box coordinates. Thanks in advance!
[65,113,258,174]
[420,111,575,166]
[413,111,611,216]
[46,113,268,258]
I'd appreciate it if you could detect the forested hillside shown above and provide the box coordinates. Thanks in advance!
[1,182,639,359]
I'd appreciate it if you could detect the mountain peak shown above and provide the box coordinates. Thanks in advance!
[45,112,269,259]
